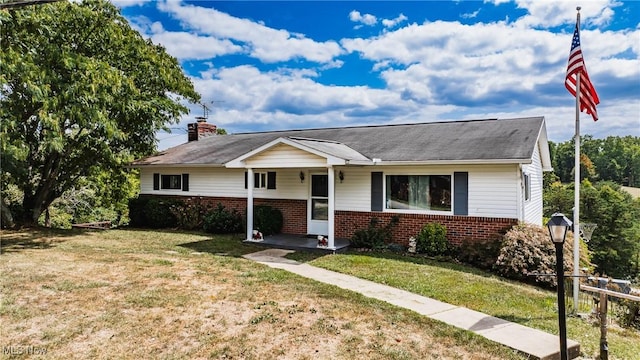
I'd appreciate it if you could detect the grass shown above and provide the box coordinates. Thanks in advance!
[1,228,524,360]
[295,251,640,359]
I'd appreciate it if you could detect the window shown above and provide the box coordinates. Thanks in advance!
[153,173,189,191]
[385,175,451,211]
[524,173,531,201]
[245,171,276,189]
[161,175,182,190]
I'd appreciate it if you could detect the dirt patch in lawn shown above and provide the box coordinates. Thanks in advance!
[1,229,522,359]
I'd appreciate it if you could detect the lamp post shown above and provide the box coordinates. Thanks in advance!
[547,213,573,360]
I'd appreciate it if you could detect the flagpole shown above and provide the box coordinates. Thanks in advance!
[572,7,582,312]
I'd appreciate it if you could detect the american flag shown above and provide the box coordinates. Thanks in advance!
[565,23,600,121]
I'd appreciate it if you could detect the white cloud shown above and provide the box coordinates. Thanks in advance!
[512,0,617,28]
[156,1,343,63]
[349,10,378,26]
[110,0,151,8]
[147,22,243,60]
[382,13,408,28]
[461,9,481,19]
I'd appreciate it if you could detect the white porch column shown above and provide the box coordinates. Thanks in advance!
[327,166,336,250]
[246,168,254,241]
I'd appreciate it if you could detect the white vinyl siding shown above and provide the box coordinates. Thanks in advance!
[467,166,518,218]
[335,165,519,219]
[334,167,371,211]
[522,145,544,225]
[245,144,327,168]
[141,164,523,220]
[140,167,308,199]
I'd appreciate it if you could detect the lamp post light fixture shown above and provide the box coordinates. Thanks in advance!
[547,213,573,360]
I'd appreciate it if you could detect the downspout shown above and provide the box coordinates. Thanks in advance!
[246,168,254,241]
[327,166,336,250]
[517,165,524,222]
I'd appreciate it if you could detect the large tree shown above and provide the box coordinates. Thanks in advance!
[1,0,199,225]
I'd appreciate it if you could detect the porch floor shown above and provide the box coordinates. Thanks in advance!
[243,234,350,252]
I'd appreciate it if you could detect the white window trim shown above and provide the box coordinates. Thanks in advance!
[254,172,268,189]
[382,173,454,215]
[523,172,531,202]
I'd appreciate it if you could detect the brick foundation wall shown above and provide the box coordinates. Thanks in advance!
[254,198,306,235]
[336,210,517,246]
[142,195,306,235]
[142,195,516,245]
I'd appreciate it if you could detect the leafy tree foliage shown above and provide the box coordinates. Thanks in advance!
[550,136,640,187]
[0,0,200,225]
[544,180,640,279]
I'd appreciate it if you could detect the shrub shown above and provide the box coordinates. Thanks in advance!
[456,235,503,270]
[415,223,449,256]
[494,223,590,288]
[253,205,283,236]
[203,203,244,234]
[615,295,640,330]
[170,198,211,230]
[350,216,399,250]
[128,197,149,227]
[143,198,178,229]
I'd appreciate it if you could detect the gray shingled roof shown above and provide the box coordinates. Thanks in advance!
[132,117,545,166]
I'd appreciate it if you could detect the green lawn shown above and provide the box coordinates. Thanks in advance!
[291,251,640,359]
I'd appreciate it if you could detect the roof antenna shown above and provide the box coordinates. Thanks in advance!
[196,101,224,122]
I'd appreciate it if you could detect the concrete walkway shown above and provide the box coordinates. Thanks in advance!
[242,249,580,360]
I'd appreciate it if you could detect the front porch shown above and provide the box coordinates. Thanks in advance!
[244,234,350,252]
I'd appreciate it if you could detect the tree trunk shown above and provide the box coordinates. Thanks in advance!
[1,202,15,228]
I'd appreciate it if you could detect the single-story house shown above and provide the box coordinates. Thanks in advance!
[131,116,552,250]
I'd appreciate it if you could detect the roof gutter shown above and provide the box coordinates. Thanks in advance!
[125,163,226,169]
[346,158,533,166]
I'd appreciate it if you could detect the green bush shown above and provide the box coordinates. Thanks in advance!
[456,236,503,270]
[253,205,283,236]
[128,197,149,227]
[615,296,640,330]
[143,198,178,229]
[351,216,399,250]
[203,203,244,234]
[415,223,449,256]
[170,198,211,230]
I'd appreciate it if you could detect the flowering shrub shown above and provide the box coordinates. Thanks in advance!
[170,197,211,230]
[494,223,590,288]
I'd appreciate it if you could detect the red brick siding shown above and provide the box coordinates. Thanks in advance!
[254,198,306,234]
[336,210,517,246]
[142,195,306,235]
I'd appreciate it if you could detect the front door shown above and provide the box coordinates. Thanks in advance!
[308,173,328,236]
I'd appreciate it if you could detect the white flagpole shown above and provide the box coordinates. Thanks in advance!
[572,7,582,311]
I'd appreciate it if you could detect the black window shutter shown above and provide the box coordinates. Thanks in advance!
[244,172,247,189]
[153,173,160,190]
[454,172,468,215]
[182,174,189,191]
[371,172,383,211]
[267,172,276,189]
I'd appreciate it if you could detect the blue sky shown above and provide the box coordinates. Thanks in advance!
[113,0,640,150]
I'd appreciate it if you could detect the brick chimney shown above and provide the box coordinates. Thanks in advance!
[188,117,217,141]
